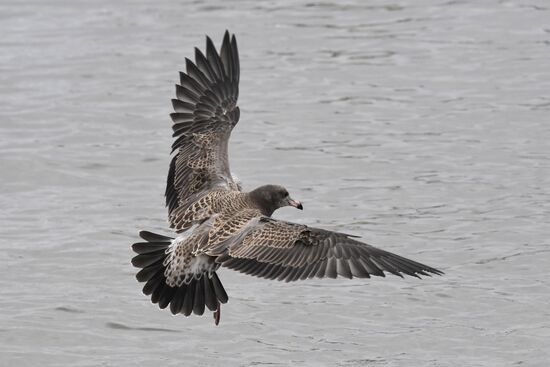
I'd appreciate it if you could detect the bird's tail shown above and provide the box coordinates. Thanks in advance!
[131,230,228,317]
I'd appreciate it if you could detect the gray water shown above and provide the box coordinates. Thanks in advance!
[1,1,549,366]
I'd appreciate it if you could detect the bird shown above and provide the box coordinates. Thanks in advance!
[131,31,443,325]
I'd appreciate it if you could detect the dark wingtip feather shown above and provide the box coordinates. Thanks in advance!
[386,253,444,278]
[231,35,239,82]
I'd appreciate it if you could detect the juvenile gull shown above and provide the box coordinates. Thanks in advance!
[131,31,443,325]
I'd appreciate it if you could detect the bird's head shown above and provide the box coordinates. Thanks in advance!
[250,184,303,216]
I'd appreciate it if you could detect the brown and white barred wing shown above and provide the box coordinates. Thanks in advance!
[170,190,253,233]
[166,31,241,229]
[204,209,265,253]
[213,218,444,281]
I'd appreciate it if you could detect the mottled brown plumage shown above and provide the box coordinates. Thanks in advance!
[131,31,443,324]
[169,189,250,232]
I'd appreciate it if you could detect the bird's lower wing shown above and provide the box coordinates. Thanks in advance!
[212,218,443,282]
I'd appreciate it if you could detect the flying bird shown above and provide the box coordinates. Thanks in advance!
[131,31,443,325]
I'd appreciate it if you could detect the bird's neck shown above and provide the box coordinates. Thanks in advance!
[246,189,276,217]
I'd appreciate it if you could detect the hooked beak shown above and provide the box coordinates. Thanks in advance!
[288,198,303,210]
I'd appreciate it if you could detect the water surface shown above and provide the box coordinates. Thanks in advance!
[1,1,549,366]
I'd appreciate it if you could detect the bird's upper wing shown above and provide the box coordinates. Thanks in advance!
[208,217,443,281]
[166,31,241,227]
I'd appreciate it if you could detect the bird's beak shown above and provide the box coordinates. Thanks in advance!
[288,198,303,210]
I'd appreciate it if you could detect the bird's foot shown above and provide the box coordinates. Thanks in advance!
[213,301,221,326]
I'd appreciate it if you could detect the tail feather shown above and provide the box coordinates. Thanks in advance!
[139,230,174,242]
[151,278,167,304]
[132,241,172,254]
[182,280,195,316]
[143,272,165,295]
[131,250,166,268]
[203,276,218,311]
[193,280,206,316]
[170,286,186,314]
[136,263,163,282]
[211,272,229,304]
[159,285,176,309]
[131,231,229,317]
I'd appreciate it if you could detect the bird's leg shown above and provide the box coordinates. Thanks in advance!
[213,301,221,326]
